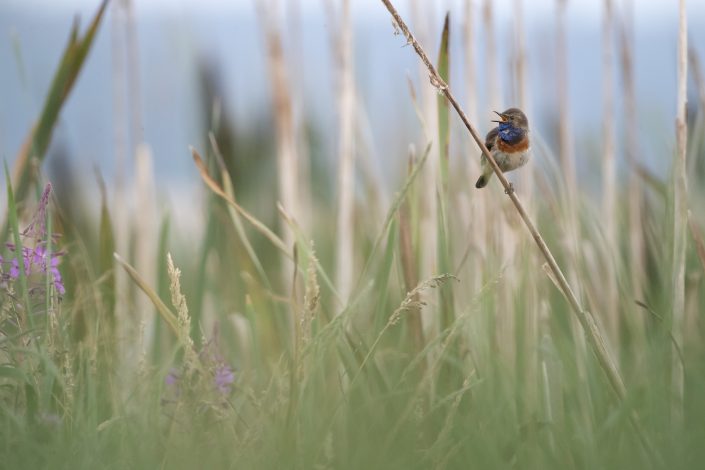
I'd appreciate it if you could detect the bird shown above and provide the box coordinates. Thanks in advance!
[475,108,530,191]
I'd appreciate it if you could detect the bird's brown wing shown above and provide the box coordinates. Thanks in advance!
[484,127,499,151]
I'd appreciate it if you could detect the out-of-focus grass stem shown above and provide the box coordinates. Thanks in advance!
[671,0,688,426]
[4,162,32,330]
[601,0,619,346]
[257,0,301,280]
[330,0,356,305]
[619,0,646,346]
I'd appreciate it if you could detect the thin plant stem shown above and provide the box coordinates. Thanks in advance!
[672,0,688,426]
[330,0,355,305]
[601,0,619,346]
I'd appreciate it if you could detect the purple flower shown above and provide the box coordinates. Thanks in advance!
[214,363,235,395]
[165,368,180,387]
[9,258,19,278]
[1,182,65,314]
[3,242,65,295]
[50,255,65,295]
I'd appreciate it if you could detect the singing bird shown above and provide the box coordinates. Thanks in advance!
[475,108,530,190]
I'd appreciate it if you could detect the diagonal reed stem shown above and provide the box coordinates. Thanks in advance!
[378,0,654,454]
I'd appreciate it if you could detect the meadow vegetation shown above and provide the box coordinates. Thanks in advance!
[1,0,704,468]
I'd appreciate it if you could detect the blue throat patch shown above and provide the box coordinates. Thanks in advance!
[498,122,525,144]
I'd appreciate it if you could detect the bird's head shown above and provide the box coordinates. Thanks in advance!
[492,108,529,131]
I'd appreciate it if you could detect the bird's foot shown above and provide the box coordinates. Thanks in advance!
[504,183,515,195]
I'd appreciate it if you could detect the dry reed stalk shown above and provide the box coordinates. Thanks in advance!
[112,0,149,390]
[124,0,142,147]
[257,1,301,266]
[513,0,533,206]
[135,144,157,340]
[555,0,577,196]
[126,2,144,273]
[510,0,539,417]
[110,0,129,336]
[691,50,705,113]
[462,0,480,190]
[619,0,646,344]
[378,0,654,453]
[409,0,438,288]
[328,0,356,305]
[481,1,514,361]
[482,0,500,111]
[672,0,688,426]
[399,149,423,352]
[600,0,619,346]
[462,1,479,141]
[111,0,127,198]
[690,49,705,178]
[461,1,488,276]
[285,0,313,234]
[554,3,593,427]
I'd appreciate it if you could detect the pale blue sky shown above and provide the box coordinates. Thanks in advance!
[1,0,703,188]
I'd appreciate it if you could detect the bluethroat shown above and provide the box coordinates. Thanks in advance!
[475,107,530,189]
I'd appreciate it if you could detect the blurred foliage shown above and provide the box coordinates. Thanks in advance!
[2,3,705,470]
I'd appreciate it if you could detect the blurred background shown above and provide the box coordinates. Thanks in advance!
[1,0,704,220]
[2,1,705,467]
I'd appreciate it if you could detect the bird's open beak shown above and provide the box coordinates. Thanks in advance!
[491,111,507,123]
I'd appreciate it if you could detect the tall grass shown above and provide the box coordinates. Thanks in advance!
[1,1,704,469]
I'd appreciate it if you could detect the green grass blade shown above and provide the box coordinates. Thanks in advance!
[113,253,180,339]
[3,161,32,327]
[12,0,109,204]
[97,176,116,321]
[437,12,451,194]
[357,143,431,286]
[436,13,455,333]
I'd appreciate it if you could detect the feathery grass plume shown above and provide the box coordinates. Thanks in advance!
[389,274,458,327]
[302,243,320,347]
[167,253,195,359]
[352,273,458,390]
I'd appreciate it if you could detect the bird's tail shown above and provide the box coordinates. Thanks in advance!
[475,168,493,188]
